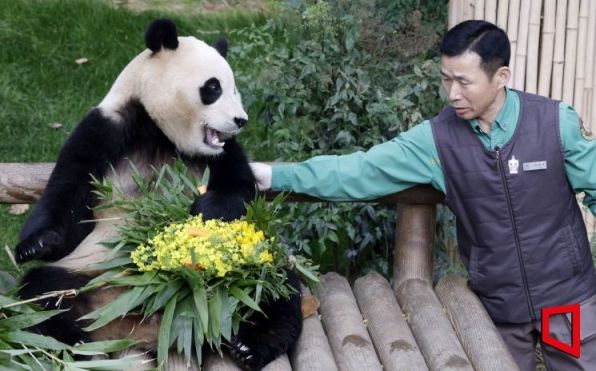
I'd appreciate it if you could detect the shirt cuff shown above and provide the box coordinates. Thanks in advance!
[271,164,295,191]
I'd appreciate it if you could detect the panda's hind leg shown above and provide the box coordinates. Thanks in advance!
[18,266,93,345]
[228,270,303,371]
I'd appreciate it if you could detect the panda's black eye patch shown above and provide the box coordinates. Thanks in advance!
[200,78,222,105]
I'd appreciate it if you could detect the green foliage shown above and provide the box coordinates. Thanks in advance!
[0,288,142,370]
[231,0,445,278]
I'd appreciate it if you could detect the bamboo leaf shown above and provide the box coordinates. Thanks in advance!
[72,339,139,354]
[229,286,262,313]
[1,330,69,350]
[157,296,176,370]
[191,283,209,336]
[208,287,223,348]
[0,309,64,330]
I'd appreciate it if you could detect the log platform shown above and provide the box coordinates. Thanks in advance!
[0,163,518,371]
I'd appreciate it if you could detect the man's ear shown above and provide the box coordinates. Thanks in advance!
[494,66,511,88]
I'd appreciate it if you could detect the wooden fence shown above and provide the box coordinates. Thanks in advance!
[448,0,596,237]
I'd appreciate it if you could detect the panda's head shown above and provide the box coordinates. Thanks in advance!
[112,19,248,156]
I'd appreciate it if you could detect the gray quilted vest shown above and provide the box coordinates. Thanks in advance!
[431,90,596,324]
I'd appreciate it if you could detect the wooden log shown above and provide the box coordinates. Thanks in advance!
[394,278,473,371]
[538,0,557,96]
[316,272,382,371]
[525,0,543,93]
[507,0,521,88]
[393,204,435,287]
[0,163,54,203]
[513,0,532,90]
[573,0,590,112]
[551,0,568,99]
[392,204,473,370]
[484,0,497,24]
[203,352,291,371]
[0,163,445,205]
[435,276,520,371]
[563,0,581,105]
[289,286,338,371]
[497,0,510,30]
[353,271,428,371]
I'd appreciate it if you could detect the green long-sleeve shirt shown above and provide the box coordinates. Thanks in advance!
[272,88,596,216]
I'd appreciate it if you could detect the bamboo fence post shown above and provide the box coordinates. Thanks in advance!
[497,0,510,30]
[592,3,596,131]
[539,0,557,96]
[484,0,497,24]
[316,272,382,371]
[514,0,532,90]
[551,0,568,99]
[393,204,474,371]
[525,0,543,94]
[289,286,338,371]
[474,0,485,20]
[582,0,596,125]
[353,272,429,371]
[463,0,475,21]
[435,277,521,371]
[573,0,590,113]
[449,0,463,29]
[507,0,521,88]
[563,0,580,105]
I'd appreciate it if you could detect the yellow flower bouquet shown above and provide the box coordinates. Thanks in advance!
[84,161,318,367]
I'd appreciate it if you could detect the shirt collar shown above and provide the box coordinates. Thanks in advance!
[470,86,513,134]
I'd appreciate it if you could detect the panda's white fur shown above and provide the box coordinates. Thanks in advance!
[16,19,302,371]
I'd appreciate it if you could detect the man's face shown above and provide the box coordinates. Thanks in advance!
[440,51,506,123]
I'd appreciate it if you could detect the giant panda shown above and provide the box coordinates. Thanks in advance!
[15,18,302,370]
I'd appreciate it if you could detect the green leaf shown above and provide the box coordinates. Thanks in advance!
[82,286,153,331]
[1,330,69,350]
[72,339,139,354]
[229,286,262,313]
[158,296,177,370]
[145,279,184,317]
[0,309,64,331]
[191,282,209,337]
[208,287,223,347]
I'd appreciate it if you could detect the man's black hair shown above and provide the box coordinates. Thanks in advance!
[440,20,510,77]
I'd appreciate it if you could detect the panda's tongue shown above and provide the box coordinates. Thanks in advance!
[205,128,224,148]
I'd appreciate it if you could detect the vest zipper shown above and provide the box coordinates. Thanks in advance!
[495,147,536,320]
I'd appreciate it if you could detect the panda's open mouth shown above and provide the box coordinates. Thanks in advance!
[204,127,225,148]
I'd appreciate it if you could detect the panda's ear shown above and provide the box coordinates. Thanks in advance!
[212,37,228,59]
[145,18,179,52]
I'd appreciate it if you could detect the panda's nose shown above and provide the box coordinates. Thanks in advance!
[234,117,247,128]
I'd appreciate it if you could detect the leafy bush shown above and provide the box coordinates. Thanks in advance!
[231,0,446,278]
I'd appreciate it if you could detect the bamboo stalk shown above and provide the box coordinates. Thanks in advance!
[463,0,475,21]
[525,0,543,93]
[582,0,596,124]
[497,0,510,30]
[551,0,569,99]
[449,0,463,29]
[484,0,497,24]
[573,0,590,112]
[514,0,532,90]
[539,0,557,96]
[474,0,485,20]
[507,0,522,87]
[563,0,581,105]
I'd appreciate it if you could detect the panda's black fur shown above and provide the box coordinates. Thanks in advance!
[16,19,302,370]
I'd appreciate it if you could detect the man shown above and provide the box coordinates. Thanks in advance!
[250,20,596,370]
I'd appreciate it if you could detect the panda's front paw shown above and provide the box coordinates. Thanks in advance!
[228,336,270,371]
[189,191,247,222]
[15,229,64,263]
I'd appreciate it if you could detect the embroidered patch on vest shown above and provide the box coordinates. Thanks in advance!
[580,118,594,141]
[508,156,519,174]
[523,161,547,171]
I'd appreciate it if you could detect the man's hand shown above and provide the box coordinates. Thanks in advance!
[249,162,272,191]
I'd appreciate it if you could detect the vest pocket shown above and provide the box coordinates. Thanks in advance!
[565,294,596,343]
